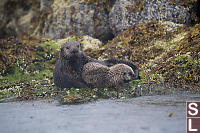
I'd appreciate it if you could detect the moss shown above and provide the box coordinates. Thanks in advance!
[127,0,145,12]
[147,24,200,92]
[98,21,179,64]
[0,36,39,76]
[0,36,143,103]
[97,21,200,92]
[168,0,198,6]
[0,37,60,100]
[1,21,199,102]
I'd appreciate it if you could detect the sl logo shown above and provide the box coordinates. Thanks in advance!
[186,102,200,133]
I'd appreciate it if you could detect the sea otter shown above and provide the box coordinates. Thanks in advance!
[82,62,135,88]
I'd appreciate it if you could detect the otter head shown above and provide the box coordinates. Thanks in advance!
[60,40,81,59]
[111,64,135,83]
[122,70,135,83]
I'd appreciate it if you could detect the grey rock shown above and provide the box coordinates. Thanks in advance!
[42,0,113,42]
[109,0,191,35]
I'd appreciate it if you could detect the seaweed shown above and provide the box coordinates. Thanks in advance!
[97,21,199,92]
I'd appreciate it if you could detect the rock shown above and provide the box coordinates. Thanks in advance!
[80,35,102,51]
[99,21,184,66]
[109,0,192,35]
[55,35,102,51]
[0,0,42,38]
[100,20,200,91]
[41,0,113,42]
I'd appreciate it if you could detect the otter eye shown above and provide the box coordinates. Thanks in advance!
[75,44,80,49]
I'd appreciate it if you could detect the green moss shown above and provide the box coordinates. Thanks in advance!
[40,41,60,51]
[152,24,200,91]
[0,37,141,102]
[2,66,30,83]
[99,21,178,64]
[1,21,200,102]
[0,38,60,100]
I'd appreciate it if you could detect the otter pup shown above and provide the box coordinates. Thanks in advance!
[104,59,140,80]
[54,40,139,88]
[82,62,135,88]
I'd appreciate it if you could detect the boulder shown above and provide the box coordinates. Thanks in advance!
[54,35,102,51]
[42,0,113,42]
[109,0,192,35]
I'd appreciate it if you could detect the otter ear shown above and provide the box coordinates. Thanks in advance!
[79,43,83,50]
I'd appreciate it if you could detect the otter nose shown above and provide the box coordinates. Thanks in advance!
[129,72,135,80]
[72,49,78,54]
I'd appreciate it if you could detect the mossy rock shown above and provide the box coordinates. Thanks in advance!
[96,21,200,92]
[1,21,199,102]
[0,37,59,100]
[84,0,116,12]
[55,35,102,51]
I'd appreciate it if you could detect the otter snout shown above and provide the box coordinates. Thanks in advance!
[123,71,135,83]
[129,72,136,80]
[72,49,78,54]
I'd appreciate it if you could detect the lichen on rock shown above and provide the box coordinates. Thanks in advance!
[109,0,192,35]
[41,0,113,42]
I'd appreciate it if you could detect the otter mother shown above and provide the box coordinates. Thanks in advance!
[53,40,92,88]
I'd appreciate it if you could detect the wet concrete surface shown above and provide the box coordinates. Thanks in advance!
[0,92,200,133]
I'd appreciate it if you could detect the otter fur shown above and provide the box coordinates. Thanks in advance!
[53,40,95,88]
[53,40,139,88]
[82,62,135,88]
[104,59,140,80]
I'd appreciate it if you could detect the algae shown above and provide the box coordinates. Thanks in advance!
[1,21,200,104]
[96,21,200,92]
[0,36,141,103]
[0,37,59,100]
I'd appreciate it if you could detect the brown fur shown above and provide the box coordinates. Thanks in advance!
[82,62,135,88]
[53,40,95,88]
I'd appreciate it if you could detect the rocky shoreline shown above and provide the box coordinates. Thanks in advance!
[0,0,200,103]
